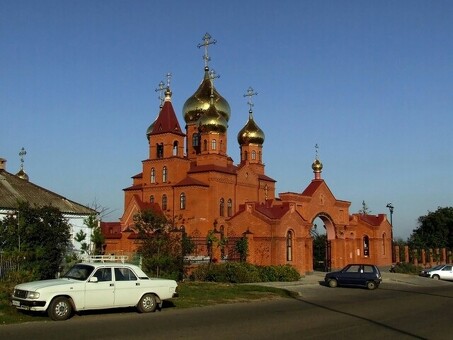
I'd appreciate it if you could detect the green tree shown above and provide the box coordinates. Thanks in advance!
[235,237,248,262]
[134,209,187,279]
[408,206,453,250]
[0,202,71,280]
[358,200,372,215]
[74,213,104,255]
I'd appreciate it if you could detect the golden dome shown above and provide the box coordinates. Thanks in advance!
[198,104,228,133]
[237,110,265,145]
[183,67,231,124]
[312,159,323,172]
[16,168,29,181]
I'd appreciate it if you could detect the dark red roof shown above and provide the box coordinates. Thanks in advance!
[301,179,324,196]
[174,176,209,187]
[236,201,290,219]
[358,214,386,226]
[150,100,185,136]
[123,184,143,191]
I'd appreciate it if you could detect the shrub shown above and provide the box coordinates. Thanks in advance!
[392,262,423,274]
[190,263,300,283]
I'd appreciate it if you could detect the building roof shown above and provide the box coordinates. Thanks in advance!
[174,176,209,187]
[149,95,185,137]
[357,213,387,226]
[0,169,95,215]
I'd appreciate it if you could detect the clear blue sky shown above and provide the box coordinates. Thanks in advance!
[1,1,452,239]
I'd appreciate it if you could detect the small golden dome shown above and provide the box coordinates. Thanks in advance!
[237,110,265,145]
[183,67,231,124]
[312,159,323,172]
[198,105,228,133]
[16,169,29,181]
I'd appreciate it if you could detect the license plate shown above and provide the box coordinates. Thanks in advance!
[12,300,20,306]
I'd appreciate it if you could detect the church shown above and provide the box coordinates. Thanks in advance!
[102,34,392,274]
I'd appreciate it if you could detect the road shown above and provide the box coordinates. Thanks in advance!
[1,274,452,340]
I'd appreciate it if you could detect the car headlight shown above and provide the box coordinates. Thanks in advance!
[27,291,40,299]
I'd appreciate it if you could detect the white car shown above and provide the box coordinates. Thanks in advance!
[421,264,453,281]
[11,262,178,321]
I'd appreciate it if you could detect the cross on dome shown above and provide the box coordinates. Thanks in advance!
[155,80,165,108]
[243,87,258,112]
[19,147,26,170]
[315,143,319,160]
[197,32,217,68]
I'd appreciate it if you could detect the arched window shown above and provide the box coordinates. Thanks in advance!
[227,199,233,217]
[286,230,293,261]
[180,193,186,210]
[192,133,199,147]
[151,168,156,183]
[162,166,168,183]
[382,233,386,255]
[244,151,248,160]
[259,151,262,162]
[150,195,154,203]
[363,235,370,257]
[203,139,208,151]
[162,194,167,211]
[220,140,224,152]
[211,139,217,150]
[156,143,163,158]
[219,198,225,217]
[173,141,178,156]
[251,150,256,160]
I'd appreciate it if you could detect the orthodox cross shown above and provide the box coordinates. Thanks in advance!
[208,69,220,100]
[19,147,26,170]
[243,86,258,112]
[315,143,319,160]
[155,80,165,108]
[165,72,172,88]
[197,32,217,68]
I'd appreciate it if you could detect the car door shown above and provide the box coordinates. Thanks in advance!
[113,267,142,307]
[85,267,115,308]
[339,265,362,285]
[440,265,453,280]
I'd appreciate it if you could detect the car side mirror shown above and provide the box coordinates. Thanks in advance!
[89,277,99,283]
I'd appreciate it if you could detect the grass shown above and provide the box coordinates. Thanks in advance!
[0,281,296,325]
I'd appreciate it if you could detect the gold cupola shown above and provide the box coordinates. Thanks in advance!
[183,66,231,124]
[198,99,228,133]
[312,144,323,180]
[237,109,265,145]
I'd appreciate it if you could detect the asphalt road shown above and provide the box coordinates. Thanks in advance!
[1,274,452,340]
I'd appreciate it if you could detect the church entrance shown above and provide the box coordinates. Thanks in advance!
[312,215,334,272]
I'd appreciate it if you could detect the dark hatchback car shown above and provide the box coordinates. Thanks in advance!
[325,264,382,290]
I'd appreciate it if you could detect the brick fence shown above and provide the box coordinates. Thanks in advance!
[395,245,452,267]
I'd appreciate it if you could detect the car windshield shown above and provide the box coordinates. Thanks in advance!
[428,265,444,271]
[62,264,95,281]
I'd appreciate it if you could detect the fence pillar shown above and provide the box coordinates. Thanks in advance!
[441,248,447,264]
[395,245,400,263]
[421,249,426,266]
[404,246,409,263]
[413,249,418,266]
[448,250,452,264]
[429,249,434,266]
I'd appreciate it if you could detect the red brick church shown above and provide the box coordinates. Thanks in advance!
[102,34,392,274]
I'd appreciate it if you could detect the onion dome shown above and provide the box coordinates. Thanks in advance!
[312,159,323,173]
[16,168,29,181]
[198,102,228,133]
[237,110,265,145]
[183,67,231,124]
[146,119,157,140]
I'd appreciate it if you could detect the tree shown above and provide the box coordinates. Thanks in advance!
[358,200,372,215]
[235,237,248,262]
[408,206,453,250]
[74,213,104,256]
[0,202,71,280]
[134,209,187,279]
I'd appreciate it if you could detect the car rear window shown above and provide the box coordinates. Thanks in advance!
[364,265,375,273]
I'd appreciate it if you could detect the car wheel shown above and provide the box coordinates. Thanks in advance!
[137,293,157,313]
[366,281,377,290]
[48,297,72,321]
[328,279,338,288]
[432,275,440,280]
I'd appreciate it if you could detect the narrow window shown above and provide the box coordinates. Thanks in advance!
[162,194,167,211]
[150,195,154,203]
[363,235,370,257]
[180,193,186,210]
[287,231,293,261]
[151,168,156,183]
[244,151,248,160]
[192,133,199,147]
[157,143,164,158]
[227,199,232,217]
[203,140,208,151]
[211,139,217,150]
[173,141,178,156]
[162,166,168,183]
[219,198,225,217]
[259,151,262,162]
[251,150,256,160]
